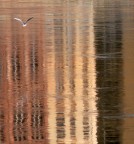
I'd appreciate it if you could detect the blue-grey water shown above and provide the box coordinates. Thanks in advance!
[0,0,134,144]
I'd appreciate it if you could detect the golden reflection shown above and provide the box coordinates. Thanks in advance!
[46,1,98,144]
[123,1,134,143]
[1,1,98,143]
[0,0,127,144]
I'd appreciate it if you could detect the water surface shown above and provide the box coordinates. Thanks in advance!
[0,0,134,144]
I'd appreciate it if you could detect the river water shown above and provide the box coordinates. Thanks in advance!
[0,0,134,144]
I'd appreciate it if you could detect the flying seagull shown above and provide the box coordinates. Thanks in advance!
[14,17,33,27]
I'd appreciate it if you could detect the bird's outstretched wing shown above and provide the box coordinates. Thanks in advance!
[25,17,33,24]
[14,18,24,25]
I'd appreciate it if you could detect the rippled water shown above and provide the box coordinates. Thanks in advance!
[0,0,134,144]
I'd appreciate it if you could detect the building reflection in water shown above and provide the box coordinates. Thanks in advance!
[94,0,123,143]
[46,1,98,144]
[0,0,126,144]
[1,5,48,143]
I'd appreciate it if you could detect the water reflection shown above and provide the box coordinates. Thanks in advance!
[94,1,123,143]
[0,0,134,144]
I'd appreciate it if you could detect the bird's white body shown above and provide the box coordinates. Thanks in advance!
[22,24,27,27]
[14,17,33,27]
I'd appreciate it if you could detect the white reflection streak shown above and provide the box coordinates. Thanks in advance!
[64,0,72,142]
[15,97,25,141]
[75,1,84,142]
[46,13,57,144]
[88,1,98,144]
[31,32,36,75]
[32,94,37,138]
[32,94,41,139]
[13,45,18,81]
